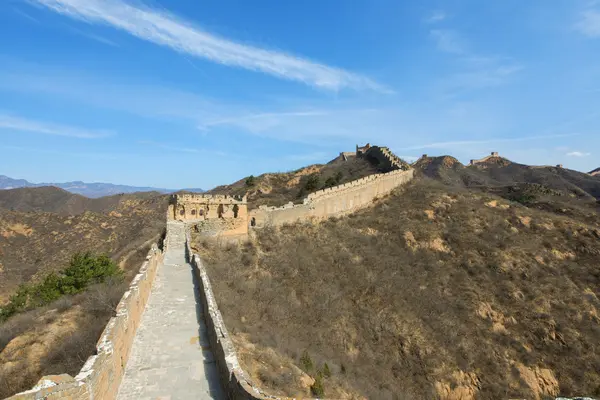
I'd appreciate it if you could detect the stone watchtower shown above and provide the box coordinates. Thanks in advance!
[167,193,249,237]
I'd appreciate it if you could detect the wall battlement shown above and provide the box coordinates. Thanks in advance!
[8,243,164,400]
[169,193,249,237]
[470,151,501,165]
[251,168,414,226]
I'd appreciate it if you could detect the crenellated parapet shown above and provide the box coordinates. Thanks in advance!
[470,151,500,165]
[168,193,248,223]
[250,168,414,227]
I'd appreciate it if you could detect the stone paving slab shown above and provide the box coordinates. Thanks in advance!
[117,230,225,400]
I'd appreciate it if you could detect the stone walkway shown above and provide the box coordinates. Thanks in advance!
[117,222,224,400]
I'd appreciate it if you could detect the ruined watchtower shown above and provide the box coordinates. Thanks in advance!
[168,194,249,238]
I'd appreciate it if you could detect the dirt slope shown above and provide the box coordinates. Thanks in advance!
[414,155,600,200]
[0,186,163,215]
[0,188,168,398]
[0,188,168,302]
[195,178,600,399]
[209,157,380,209]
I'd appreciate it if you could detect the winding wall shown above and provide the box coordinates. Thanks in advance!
[251,169,414,227]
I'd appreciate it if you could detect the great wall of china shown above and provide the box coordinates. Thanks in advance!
[8,145,597,399]
[6,144,416,400]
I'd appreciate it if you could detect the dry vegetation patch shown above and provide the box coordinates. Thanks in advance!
[197,178,600,399]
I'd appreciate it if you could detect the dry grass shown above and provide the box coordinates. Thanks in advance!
[196,178,600,399]
[0,242,153,399]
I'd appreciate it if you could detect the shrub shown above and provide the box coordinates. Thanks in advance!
[304,174,321,192]
[0,252,122,322]
[323,362,331,378]
[245,175,256,187]
[311,374,325,396]
[300,350,313,372]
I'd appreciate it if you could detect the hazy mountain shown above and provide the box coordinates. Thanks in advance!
[0,175,203,198]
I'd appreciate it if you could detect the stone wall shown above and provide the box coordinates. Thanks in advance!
[185,231,295,400]
[362,146,410,172]
[251,169,414,227]
[168,193,249,237]
[8,244,164,400]
[470,152,500,165]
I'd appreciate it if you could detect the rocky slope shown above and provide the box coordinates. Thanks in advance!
[196,175,600,399]
[209,156,380,209]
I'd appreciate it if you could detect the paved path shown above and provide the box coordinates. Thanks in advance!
[117,222,224,400]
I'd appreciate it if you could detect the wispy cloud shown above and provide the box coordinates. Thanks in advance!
[28,0,387,92]
[67,26,119,47]
[0,114,113,138]
[138,140,227,156]
[566,150,591,157]
[430,29,466,54]
[429,28,522,94]
[198,111,329,132]
[1,145,122,159]
[397,133,581,151]
[575,9,600,37]
[424,11,447,24]
[13,7,40,23]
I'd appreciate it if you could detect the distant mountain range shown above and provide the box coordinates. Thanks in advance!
[0,175,203,198]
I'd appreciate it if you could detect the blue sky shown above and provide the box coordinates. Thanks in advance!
[0,0,599,189]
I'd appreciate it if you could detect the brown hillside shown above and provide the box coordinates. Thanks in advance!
[209,156,379,209]
[0,186,163,216]
[415,156,600,201]
[0,188,168,397]
[0,188,169,302]
[195,178,600,399]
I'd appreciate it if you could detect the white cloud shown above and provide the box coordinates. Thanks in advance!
[566,151,591,157]
[575,9,600,37]
[29,0,386,92]
[67,26,119,47]
[0,114,113,138]
[425,11,447,24]
[430,29,466,54]
[429,28,522,94]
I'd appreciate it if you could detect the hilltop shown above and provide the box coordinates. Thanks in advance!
[194,151,600,399]
[196,177,600,399]
[209,156,380,209]
[413,154,600,200]
[0,175,203,198]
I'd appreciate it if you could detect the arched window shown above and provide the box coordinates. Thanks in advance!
[233,204,239,218]
[179,209,185,216]
[191,209,196,216]
[199,209,204,216]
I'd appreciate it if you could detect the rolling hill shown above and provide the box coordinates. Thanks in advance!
[0,175,203,198]
[209,156,380,209]
[0,187,169,397]
[194,154,600,399]
[413,155,600,200]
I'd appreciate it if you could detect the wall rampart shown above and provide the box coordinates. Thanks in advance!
[8,244,164,400]
[250,169,414,227]
[186,231,299,400]
[470,152,500,165]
